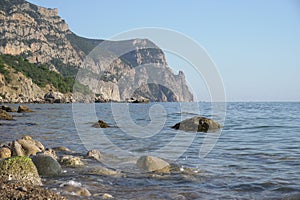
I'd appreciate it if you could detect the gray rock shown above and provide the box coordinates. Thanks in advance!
[172,116,222,132]
[136,156,170,173]
[32,154,62,176]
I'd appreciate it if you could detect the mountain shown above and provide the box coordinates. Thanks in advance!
[0,0,193,102]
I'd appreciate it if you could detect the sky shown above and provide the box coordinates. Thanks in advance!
[27,0,300,102]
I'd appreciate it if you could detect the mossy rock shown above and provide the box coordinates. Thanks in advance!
[0,156,42,185]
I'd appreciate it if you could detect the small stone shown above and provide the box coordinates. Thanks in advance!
[102,193,113,199]
[16,186,28,192]
[92,120,109,128]
[17,105,33,113]
[52,146,71,152]
[59,155,84,167]
[43,148,58,160]
[0,147,11,159]
[87,149,102,161]
[62,185,91,197]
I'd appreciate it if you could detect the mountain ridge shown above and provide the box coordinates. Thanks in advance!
[0,0,194,103]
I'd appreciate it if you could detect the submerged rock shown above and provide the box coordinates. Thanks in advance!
[87,149,102,161]
[136,156,170,173]
[32,154,62,177]
[92,120,110,128]
[59,155,84,167]
[1,105,17,112]
[0,110,13,120]
[0,156,42,185]
[17,105,33,113]
[172,116,221,132]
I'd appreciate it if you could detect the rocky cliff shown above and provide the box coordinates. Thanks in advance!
[0,0,194,102]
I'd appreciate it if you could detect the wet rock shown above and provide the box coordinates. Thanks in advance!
[59,155,84,167]
[0,180,67,199]
[136,156,170,173]
[85,166,121,176]
[1,105,17,112]
[0,147,11,159]
[87,149,102,161]
[0,110,13,120]
[32,154,62,176]
[62,185,91,197]
[102,193,114,199]
[43,148,58,160]
[53,146,71,152]
[17,105,33,113]
[172,116,221,133]
[12,136,44,156]
[0,156,42,185]
[92,120,110,128]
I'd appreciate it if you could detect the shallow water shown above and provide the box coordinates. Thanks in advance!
[1,102,300,199]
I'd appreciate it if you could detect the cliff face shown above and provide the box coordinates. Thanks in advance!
[0,0,194,102]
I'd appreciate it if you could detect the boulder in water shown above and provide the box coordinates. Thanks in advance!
[0,110,13,120]
[136,156,170,173]
[92,120,110,128]
[17,105,33,113]
[172,116,221,132]
[32,154,62,177]
[1,105,17,112]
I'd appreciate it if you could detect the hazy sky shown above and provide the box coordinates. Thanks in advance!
[27,0,300,102]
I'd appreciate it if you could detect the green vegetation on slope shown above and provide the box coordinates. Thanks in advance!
[0,54,90,94]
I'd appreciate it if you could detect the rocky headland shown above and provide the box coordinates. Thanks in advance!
[0,0,193,103]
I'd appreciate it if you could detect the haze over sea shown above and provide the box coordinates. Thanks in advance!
[1,102,299,199]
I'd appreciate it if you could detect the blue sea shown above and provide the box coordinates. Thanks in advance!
[1,102,300,199]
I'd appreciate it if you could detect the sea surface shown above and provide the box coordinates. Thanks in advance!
[1,102,300,200]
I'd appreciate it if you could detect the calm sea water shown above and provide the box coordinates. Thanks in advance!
[1,102,300,199]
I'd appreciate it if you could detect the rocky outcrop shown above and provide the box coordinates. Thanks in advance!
[172,116,222,133]
[0,66,46,103]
